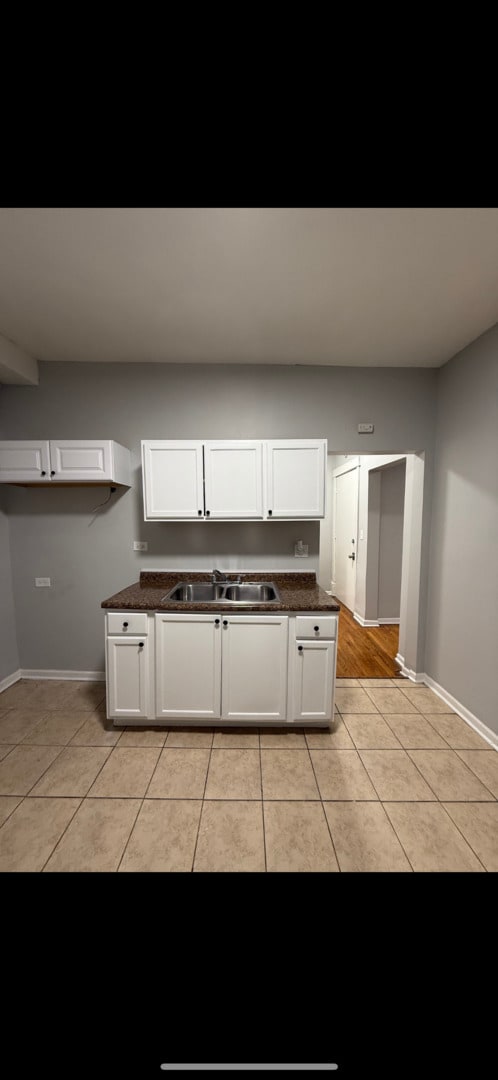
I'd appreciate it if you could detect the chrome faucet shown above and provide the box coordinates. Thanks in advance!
[212,568,241,584]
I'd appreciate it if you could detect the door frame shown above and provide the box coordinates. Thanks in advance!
[332,458,360,607]
[320,451,426,681]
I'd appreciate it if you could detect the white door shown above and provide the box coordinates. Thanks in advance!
[293,640,335,721]
[49,440,113,481]
[0,440,50,482]
[204,441,263,518]
[333,466,359,611]
[266,439,326,518]
[155,613,221,719]
[221,615,288,721]
[107,636,149,719]
[142,441,204,519]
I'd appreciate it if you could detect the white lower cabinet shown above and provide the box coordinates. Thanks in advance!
[292,639,335,721]
[155,613,288,722]
[107,636,150,719]
[155,613,222,719]
[221,615,288,722]
[105,609,337,725]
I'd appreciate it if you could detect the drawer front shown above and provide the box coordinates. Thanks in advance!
[107,612,149,635]
[295,615,337,640]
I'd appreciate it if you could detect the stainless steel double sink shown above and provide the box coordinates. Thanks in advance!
[162,581,280,604]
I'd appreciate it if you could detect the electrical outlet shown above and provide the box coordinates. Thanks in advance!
[294,541,309,558]
[358,422,374,433]
[133,541,148,551]
[35,577,51,587]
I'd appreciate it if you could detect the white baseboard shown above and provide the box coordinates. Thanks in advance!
[20,669,106,682]
[394,664,498,749]
[391,656,423,682]
[354,614,399,626]
[353,612,379,627]
[0,668,22,693]
[422,674,498,750]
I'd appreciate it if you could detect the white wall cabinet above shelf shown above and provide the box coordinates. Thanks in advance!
[0,440,131,486]
[141,438,327,521]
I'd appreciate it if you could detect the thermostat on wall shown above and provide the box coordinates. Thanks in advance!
[358,423,374,433]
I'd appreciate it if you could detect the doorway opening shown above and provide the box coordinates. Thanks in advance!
[319,452,423,680]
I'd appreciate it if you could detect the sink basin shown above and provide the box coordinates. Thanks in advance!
[164,583,226,602]
[223,583,279,602]
[162,581,280,603]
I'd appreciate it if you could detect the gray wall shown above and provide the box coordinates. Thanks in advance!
[425,324,498,734]
[378,460,406,619]
[0,361,437,672]
[0,385,20,680]
[0,494,19,679]
[355,454,406,622]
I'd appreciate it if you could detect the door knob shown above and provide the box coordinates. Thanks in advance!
[348,553,355,561]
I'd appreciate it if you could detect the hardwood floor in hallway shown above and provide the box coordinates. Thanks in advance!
[336,602,402,678]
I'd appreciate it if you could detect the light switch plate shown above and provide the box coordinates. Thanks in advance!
[358,422,374,433]
[133,541,148,551]
[35,577,51,587]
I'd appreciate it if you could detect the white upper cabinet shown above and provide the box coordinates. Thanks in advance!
[266,439,326,518]
[0,441,50,483]
[0,440,131,486]
[141,438,327,521]
[142,441,204,519]
[204,441,263,519]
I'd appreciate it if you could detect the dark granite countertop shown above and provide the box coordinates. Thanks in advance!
[101,571,340,613]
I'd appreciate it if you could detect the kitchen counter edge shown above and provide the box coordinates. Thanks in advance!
[101,571,340,613]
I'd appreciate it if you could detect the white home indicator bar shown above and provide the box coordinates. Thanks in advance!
[160,1067,338,1072]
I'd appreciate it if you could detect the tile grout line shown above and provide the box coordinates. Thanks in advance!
[5,742,69,801]
[436,802,489,871]
[0,793,28,832]
[115,796,148,873]
[378,710,454,751]
[305,738,341,871]
[34,742,116,800]
[191,735,215,873]
[258,730,267,872]
[20,711,95,748]
[38,741,126,869]
[360,743,441,803]
[451,750,498,796]
[378,802,416,871]
[404,748,497,802]
[380,802,418,871]
[39,796,85,872]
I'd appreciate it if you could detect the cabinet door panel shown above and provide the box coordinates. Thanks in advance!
[107,636,149,719]
[49,440,113,481]
[155,614,221,718]
[293,640,335,721]
[266,439,326,518]
[0,440,50,482]
[221,616,288,721]
[204,441,263,518]
[142,441,204,519]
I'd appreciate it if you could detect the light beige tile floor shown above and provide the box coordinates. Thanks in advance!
[0,678,495,871]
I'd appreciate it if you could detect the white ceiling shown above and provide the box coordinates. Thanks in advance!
[0,207,497,369]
